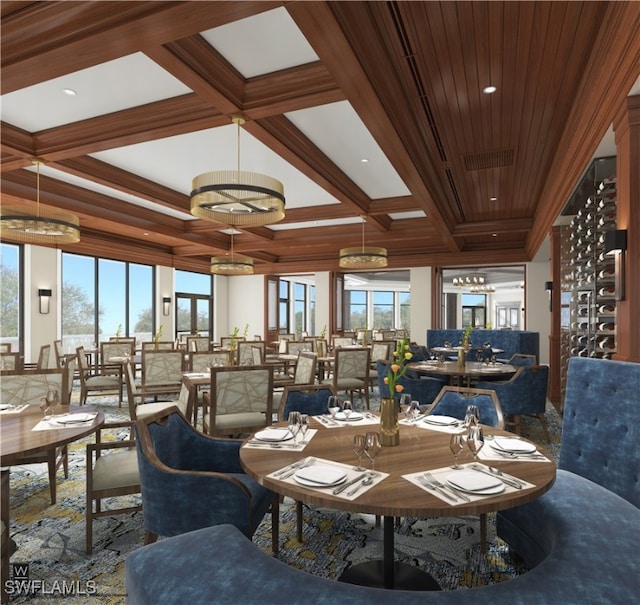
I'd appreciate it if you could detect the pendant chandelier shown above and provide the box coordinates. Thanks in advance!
[0,160,80,244]
[339,215,388,269]
[191,115,285,227]
[210,228,254,275]
[452,273,486,287]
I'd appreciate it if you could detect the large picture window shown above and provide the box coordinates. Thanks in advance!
[61,252,154,352]
[0,243,22,351]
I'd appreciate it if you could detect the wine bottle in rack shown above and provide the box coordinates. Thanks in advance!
[598,336,616,351]
[598,266,615,280]
[598,304,616,315]
[598,285,615,298]
[598,321,615,333]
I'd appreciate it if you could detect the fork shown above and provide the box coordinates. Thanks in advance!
[274,457,311,477]
[418,474,457,502]
[424,472,470,502]
[280,457,316,480]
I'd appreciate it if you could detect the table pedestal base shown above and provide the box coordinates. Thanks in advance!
[339,560,440,591]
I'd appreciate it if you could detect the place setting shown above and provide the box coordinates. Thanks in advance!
[0,402,29,415]
[314,397,380,429]
[243,412,317,450]
[478,435,550,462]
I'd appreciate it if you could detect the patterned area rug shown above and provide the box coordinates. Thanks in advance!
[5,390,562,603]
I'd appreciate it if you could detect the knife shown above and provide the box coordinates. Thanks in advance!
[472,464,523,489]
[333,473,367,495]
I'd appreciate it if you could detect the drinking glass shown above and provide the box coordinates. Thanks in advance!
[399,393,412,418]
[288,411,301,444]
[342,400,353,424]
[47,389,60,417]
[327,396,341,419]
[449,430,466,468]
[364,432,382,470]
[40,396,52,420]
[408,399,421,423]
[299,414,310,444]
[467,425,485,462]
[353,434,366,471]
[464,404,479,428]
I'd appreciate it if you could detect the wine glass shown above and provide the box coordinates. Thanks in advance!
[464,404,479,428]
[399,393,411,418]
[364,432,382,470]
[47,389,60,417]
[467,425,485,462]
[299,414,310,444]
[449,430,467,468]
[288,411,301,444]
[342,400,353,424]
[353,434,367,471]
[39,396,52,420]
[327,396,341,420]
[408,399,421,423]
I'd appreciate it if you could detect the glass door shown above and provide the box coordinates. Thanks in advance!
[176,293,212,342]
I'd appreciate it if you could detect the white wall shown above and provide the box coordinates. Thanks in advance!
[410,267,432,345]
[314,272,331,337]
[156,265,174,340]
[226,274,264,339]
[526,260,551,365]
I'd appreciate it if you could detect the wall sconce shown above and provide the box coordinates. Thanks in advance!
[38,288,52,314]
[162,297,171,316]
[604,229,627,301]
[544,281,553,312]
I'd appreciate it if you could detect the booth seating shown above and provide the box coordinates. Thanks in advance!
[126,358,639,605]
[426,329,539,363]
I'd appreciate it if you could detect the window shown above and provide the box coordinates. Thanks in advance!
[372,291,394,329]
[0,243,22,351]
[175,270,212,340]
[279,280,290,334]
[462,294,486,328]
[399,292,411,330]
[309,285,316,335]
[62,252,154,351]
[345,290,367,329]
[294,282,306,337]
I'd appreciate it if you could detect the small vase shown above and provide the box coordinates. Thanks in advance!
[457,347,465,370]
[379,397,400,446]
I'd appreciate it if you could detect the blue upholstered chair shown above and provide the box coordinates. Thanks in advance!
[134,406,279,553]
[278,384,337,421]
[376,360,445,407]
[475,365,549,439]
[506,353,537,366]
[424,386,504,429]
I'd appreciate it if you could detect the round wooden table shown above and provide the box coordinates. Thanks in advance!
[408,360,517,386]
[240,420,556,591]
[1,404,105,464]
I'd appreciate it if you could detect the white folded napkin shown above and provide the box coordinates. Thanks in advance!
[334,411,364,421]
[423,415,459,426]
[51,412,97,424]
[254,428,294,442]
[491,437,537,454]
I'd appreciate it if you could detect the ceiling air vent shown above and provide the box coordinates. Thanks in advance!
[463,148,515,171]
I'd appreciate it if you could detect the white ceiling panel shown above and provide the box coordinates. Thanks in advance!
[201,7,318,78]
[286,101,411,200]
[1,53,191,132]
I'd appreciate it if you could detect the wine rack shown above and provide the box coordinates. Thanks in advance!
[567,159,617,361]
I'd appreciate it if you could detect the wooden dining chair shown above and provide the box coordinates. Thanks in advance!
[321,347,371,409]
[77,345,124,406]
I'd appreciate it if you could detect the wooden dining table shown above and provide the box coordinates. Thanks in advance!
[408,360,517,386]
[240,418,555,591]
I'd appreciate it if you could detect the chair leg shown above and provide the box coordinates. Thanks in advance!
[537,413,551,442]
[296,500,303,543]
[480,513,487,554]
[272,496,280,556]
[46,451,57,505]
[144,531,158,545]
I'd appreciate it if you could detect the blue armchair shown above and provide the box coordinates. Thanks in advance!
[134,406,278,553]
[424,386,504,429]
[475,365,549,439]
[376,360,445,407]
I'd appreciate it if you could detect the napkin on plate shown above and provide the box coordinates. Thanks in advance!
[295,464,346,485]
[423,415,459,426]
[491,437,537,454]
[52,412,97,424]
[253,428,294,442]
[445,470,503,492]
[334,411,364,421]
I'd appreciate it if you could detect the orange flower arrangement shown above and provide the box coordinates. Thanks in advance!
[384,337,413,395]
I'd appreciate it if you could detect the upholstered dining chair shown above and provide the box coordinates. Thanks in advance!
[368,341,393,391]
[273,350,317,389]
[202,365,274,437]
[507,353,538,367]
[238,340,265,366]
[1,369,70,504]
[0,352,22,373]
[189,350,229,372]
[134,407,278,553]
[140,349,183,396]
[185,335,210,352]
[86,418,140,554]
[141,341,176,351]
[77,345,124,406]
[322,347,371,409]
[0,343,10,352]
[475,365,550,440]
[424,386,504,429]
[24,343,51,371]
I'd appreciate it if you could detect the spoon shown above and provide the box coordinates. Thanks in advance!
[346,475,374,496]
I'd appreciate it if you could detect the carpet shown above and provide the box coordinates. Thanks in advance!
[5,391,562,603]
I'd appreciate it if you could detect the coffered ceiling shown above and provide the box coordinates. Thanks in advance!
[1,1,639,275]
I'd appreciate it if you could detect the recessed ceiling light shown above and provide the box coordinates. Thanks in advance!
[483,85,497,94]
[361,158,369,163]
[62,88,77,96]
[490,196,497,201]
[492,233,497,237]
[143,232,150,236]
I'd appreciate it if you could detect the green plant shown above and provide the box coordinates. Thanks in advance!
[384,337,413,396]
